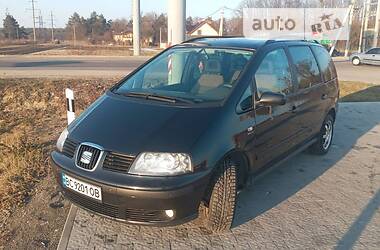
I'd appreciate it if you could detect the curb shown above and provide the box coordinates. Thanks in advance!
[57,204,78,250]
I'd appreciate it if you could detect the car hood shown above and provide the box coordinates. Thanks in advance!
[68,91,220,155]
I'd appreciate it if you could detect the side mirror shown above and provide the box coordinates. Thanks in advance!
[240,95,253,112]
[257,92,286,106]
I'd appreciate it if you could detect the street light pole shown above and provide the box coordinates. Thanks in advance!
[168,0,186,46]
[132,0,141,56]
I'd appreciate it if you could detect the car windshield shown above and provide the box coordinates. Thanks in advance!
[114,47,254,104]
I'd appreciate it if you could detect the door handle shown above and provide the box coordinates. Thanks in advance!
[321,94,328,100]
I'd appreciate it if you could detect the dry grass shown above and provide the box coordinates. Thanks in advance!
[0,78,116,230]
[0,133,46,221]
[339,81,380,102]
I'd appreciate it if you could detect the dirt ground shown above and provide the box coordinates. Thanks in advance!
[0,78,379,249]
[31,45,160,57]
[0,43,159,57]
[0,78,117,249]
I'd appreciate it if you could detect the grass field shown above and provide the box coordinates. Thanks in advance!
[0,78,379,247]
[339,81,380,102]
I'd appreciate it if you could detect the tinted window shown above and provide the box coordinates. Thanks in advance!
[311,46,337,82]
[289,46,322,89]
[237,84,252,113]
[255,48,292,96]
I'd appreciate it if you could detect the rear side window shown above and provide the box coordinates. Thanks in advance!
[288,46,321,89]
[255,48,292,96]
[311,46,337,82]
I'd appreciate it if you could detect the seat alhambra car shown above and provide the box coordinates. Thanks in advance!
[51,37,339,232]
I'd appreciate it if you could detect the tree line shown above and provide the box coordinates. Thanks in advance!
[1,0,352,44]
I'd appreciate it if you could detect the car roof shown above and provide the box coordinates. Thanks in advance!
[181,36,320,50]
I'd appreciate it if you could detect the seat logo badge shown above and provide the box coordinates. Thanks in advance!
[80,151,93,164]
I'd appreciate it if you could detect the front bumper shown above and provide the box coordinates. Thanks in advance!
[51,151,211,226]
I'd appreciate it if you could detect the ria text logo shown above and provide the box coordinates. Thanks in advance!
[243,8,349,40]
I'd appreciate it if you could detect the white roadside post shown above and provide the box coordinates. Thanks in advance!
[65,88,75,125]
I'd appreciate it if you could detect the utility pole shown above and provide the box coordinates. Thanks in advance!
[373,0,380,47]
[132,0,141,56]
[219,7,224,36]
[345,2,355,57]
[159,27,162,46]
[168,0,186,45]
[363,0,371,50]
[73,23,76,47]
[358,0,367,52]
[38,10,42,29]
[31,0,37,42]
[50,11,55,42]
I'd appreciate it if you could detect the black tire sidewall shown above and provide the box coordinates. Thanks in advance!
[205,159,237,232]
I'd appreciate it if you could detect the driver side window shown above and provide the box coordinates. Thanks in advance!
[255,48,292,96]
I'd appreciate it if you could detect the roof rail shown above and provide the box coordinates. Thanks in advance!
[182,36,243,44]
[264,39,320,45]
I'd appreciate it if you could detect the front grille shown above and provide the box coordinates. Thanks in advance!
[76,144,101,170]
[65,190,118,218]
[125,208,168,222]
[103,152,135,172]
[64,190,170,223]
[62,138,78,158]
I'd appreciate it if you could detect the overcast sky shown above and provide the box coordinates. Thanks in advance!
[0,0,240,28]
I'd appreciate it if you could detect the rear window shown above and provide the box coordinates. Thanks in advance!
[288,46,322,89]
[311,46,337,82]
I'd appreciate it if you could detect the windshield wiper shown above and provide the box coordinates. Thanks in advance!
[121,92,194,104]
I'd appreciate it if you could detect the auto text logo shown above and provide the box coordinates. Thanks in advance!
[243,8,350,40]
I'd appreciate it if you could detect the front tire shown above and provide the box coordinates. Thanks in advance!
[352,57,361,66]
[309,114,334,155]
[204,159,237,232]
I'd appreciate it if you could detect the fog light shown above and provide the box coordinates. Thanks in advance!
[165,209,174,218]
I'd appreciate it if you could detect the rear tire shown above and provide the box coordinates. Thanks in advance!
[204,159,237,232]
[352,57,361,66]
[309,114,334,155]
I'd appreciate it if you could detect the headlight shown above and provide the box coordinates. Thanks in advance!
[56,128,68,152]
[129,152,192,176]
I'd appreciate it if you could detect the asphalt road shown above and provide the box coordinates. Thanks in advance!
[0,56,149,79]
[0,56,379,84]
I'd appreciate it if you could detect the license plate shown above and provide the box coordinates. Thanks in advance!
[62,173,102,201]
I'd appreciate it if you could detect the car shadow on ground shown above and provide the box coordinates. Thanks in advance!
[232,103,380,242]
